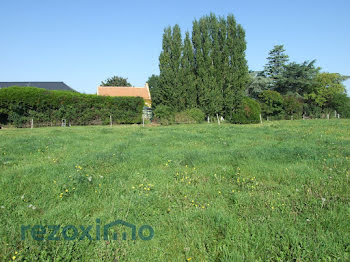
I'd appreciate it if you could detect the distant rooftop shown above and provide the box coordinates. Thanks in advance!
[0,82,76,92]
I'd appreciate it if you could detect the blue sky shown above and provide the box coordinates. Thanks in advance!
[1,0,349,94]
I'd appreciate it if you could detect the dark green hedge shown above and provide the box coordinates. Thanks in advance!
[228,97,261,124]
[0,86,144,127]
[153,105,174,125]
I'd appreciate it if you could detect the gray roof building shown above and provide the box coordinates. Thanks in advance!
[0,82,76,92]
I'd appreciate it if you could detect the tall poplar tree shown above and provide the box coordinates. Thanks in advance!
[158,27,173,107]
[199,16,214,116]
[233,24,249,110]
[207,14,224,117]
[181,32,196,108]
[158,25,183,110]
[223,15,238,116]
[192,19,205,109]
[170,24,183,111]
[156,13,249,122]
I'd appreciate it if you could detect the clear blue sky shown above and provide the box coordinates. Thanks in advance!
[1,0,349,94]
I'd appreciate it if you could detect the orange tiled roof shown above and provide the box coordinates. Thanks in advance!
[97,85,151,101]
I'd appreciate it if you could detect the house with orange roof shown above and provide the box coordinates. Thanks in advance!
[97,83,151,107]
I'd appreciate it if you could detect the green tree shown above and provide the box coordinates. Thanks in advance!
[283,95,304,117]
[156,13,249,122]
[200,14,223,117]
[192,19,205,110]
[329,93,350,118]
[246,71,272,99]
[147,75,160,108]
[307,72,347,108]
[170,24,183,111]
[263,45,289,82]
[181,32,197,108]
[276,60,320,96]
[101,76,132,86]
[225,15,249,121]
[259,90,284,118]
[158,25,183,111]
[158,27,175,108]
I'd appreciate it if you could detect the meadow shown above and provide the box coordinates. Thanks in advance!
[0,120,349,261]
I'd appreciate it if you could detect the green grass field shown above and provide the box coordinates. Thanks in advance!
[1,120,350,261]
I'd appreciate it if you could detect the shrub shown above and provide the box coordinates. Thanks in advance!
[258,90,284,118]
[329,93,350,118]
[0,86,144,126]
[228,97,261,124]
[283,95,304,118]
[155,106,204,125]
[175,108,205,124]
[154,105,174,125]
[175,111,195,124]
[186,108,205,123]
[303,103,322,118]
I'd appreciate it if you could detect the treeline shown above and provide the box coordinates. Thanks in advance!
[247,45,350,119]
[0,87,144,127]
[149,14,350,123]
[150,13,253,123]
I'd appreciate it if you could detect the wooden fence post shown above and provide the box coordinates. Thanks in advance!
[31,118,34,129]
[216,114,220,125]
[259,114,262,124]
[327,113,329,120]
[110,115,112,127]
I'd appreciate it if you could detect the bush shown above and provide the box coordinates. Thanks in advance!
[0,86,144,126]
[329,93,350,118]
[175,108,205,124]
[175,111,195,124]
[259,90,284,118]
[303,103,322,118]
[155,106,204,125]
[154,105,174,125]
[228,97,261,124]
[283,95,304,119]
[186,108,205,123]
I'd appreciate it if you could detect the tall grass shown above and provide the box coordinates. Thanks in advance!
[0,120,349,261]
